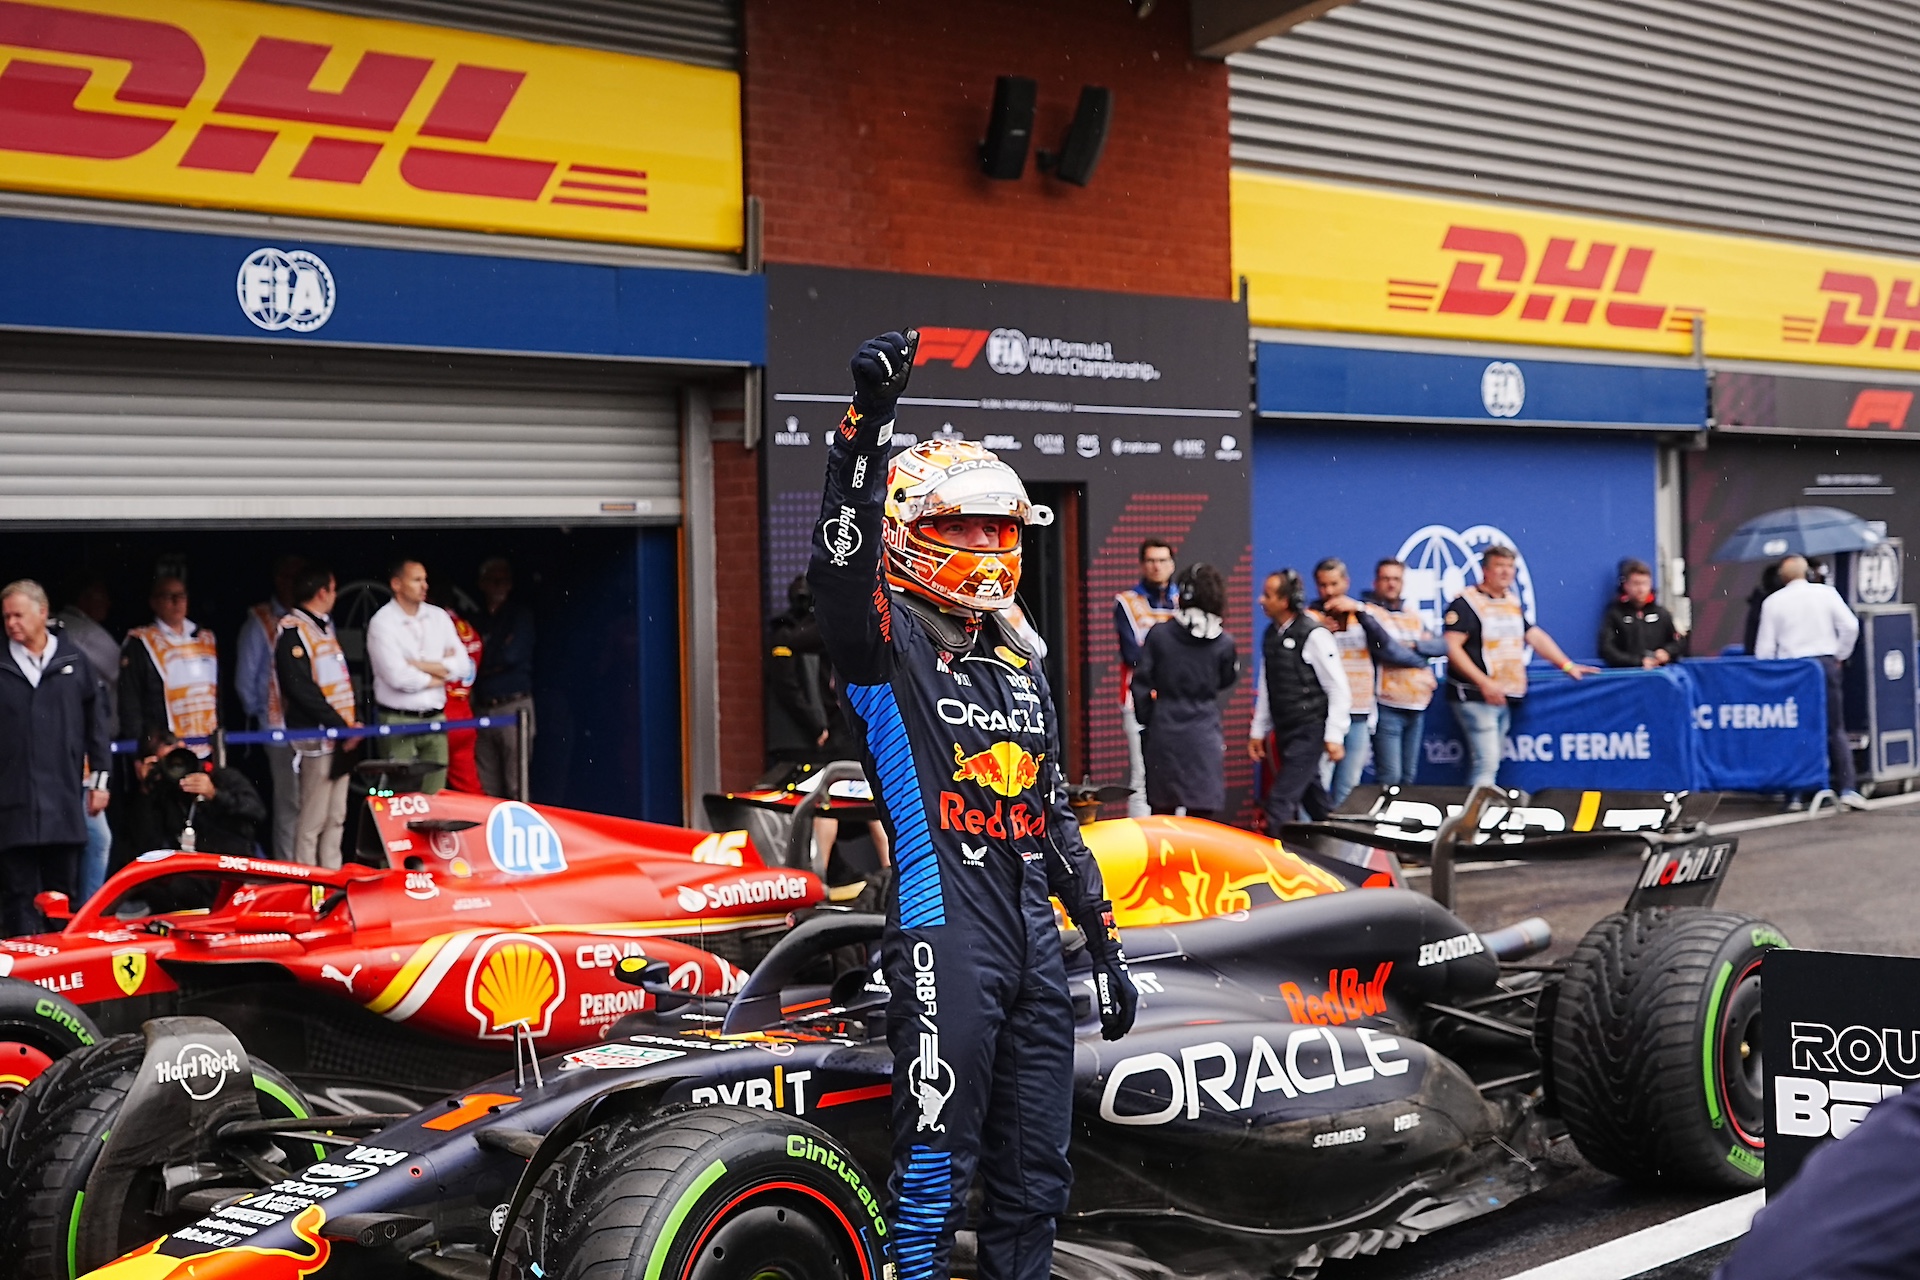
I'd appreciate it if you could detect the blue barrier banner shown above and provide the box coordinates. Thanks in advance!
[109,713,519,754]
[1685,657,1829,792]
[1414,665,1699,790]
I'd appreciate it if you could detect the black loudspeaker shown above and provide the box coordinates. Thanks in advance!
[1039,85,1112,187]
[978,76,1036,180]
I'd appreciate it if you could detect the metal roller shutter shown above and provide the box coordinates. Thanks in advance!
[1230,0,1920,258]
[0,338,682,526]
[266,0,739,69]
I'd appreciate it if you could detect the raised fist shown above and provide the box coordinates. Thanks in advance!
[848,329,918,415]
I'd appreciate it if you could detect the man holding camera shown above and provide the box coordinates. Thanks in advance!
[124,730,265,859]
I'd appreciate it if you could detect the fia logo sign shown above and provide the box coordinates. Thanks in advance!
[237,248,335,332]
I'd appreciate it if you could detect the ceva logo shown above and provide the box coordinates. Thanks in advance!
[486,801,567,876]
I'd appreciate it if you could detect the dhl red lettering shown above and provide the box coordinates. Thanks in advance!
[419,64,525,141]
[1535,237,1614,289]
[1817,271,1878,346]
[1419,227,1677,334]
[216,36,430,130]
[1885,280,1920,323]
[1436,226,1526,316]
[291,134,380,183]
[399,146,553,200]
[179,122,276,173]
[0,2,203,160]
[913,327,990,368]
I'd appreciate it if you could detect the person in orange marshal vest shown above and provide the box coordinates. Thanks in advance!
[119,574,219,760]
[273,565,360,868]
[1444,545,1595,788]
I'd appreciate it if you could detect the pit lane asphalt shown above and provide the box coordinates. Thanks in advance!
[1321,800,1920,1280]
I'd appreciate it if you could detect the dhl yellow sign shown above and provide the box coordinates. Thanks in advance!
[0,0,741,250]
[1234,171,1920,373]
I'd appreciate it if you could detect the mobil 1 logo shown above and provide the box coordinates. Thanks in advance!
[1763,949,1920,1192]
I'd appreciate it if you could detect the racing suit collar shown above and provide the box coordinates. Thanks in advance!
[892,586,983,653]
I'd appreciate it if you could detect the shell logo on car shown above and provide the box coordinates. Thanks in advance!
[465,933,563,1038]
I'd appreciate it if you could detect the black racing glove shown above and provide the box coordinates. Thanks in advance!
[840,329,918,449]
[1079,899,1138,1041]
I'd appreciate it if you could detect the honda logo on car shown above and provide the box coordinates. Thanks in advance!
[1417,933,1485,967]
[1101,1028,1410,1126]
[1777,1020,1920,1140]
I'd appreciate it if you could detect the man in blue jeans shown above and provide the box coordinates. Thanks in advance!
[1360,558,1449,787]
[1443,546,1594,787]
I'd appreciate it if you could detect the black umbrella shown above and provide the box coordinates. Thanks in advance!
[1711,505,1882,562]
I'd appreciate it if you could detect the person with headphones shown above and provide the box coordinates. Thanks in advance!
[809,330,1137,1280]
[1248,568,1352,830]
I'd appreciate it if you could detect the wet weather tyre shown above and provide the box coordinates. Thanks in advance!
[0,1033,315,1280]
[0,977,101,1113]
[501,1106,888,1280]
[1553,909,1786,1190]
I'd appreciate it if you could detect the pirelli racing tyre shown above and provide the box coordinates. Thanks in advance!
[1553,909,1787,1190]
[501,1106,887,1280]
[0,977,100,1113]
[0,1033,317,1280]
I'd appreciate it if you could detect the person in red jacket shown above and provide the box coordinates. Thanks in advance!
[441,605,485,794]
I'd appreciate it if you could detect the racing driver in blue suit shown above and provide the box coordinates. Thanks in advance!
[809,330,1138,1280]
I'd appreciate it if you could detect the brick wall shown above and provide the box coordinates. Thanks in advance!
[711,438,765,790]
[744,0,1232,299]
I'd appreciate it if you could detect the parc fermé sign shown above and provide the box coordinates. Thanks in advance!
[0,0,742,250]
[1233,171,1920,374]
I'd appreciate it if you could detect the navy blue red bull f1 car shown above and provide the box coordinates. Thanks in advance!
[0,783,1785,1280]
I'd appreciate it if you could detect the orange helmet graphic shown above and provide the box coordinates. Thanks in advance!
[883,439,1053,611]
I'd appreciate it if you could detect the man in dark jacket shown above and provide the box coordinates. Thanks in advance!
[472,557,535,800]
[766,574,854,764]
[124,730,266,859]
[1134,564,1237,818]
[1599,559,1685,668]
[0,580,112,935]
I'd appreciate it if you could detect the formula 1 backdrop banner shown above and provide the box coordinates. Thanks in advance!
[763,265,1252,811]
[1763,949,1920,1193]
[1252,422,1658,665]
[1684,435,1920,656]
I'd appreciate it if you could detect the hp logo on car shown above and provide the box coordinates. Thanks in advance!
[486,801,567,876]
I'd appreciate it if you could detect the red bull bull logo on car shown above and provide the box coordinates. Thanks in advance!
[950,741,1042,798]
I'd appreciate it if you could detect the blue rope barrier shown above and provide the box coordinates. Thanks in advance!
[108,711,522,754]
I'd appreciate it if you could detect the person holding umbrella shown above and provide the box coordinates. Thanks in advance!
[1755,555,1866,811]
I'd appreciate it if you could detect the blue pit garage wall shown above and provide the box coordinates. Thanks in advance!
[1253,341,1708,785]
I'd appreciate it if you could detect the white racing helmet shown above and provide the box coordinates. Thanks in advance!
[883,439,1053,611]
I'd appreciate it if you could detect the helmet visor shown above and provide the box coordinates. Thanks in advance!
[908,461,1032,522]
[916,515,1022,552]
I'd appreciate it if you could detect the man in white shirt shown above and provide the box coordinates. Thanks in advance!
[366,559,471,794]
[1248,569,1352,830]
[1755,555,1866,809]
